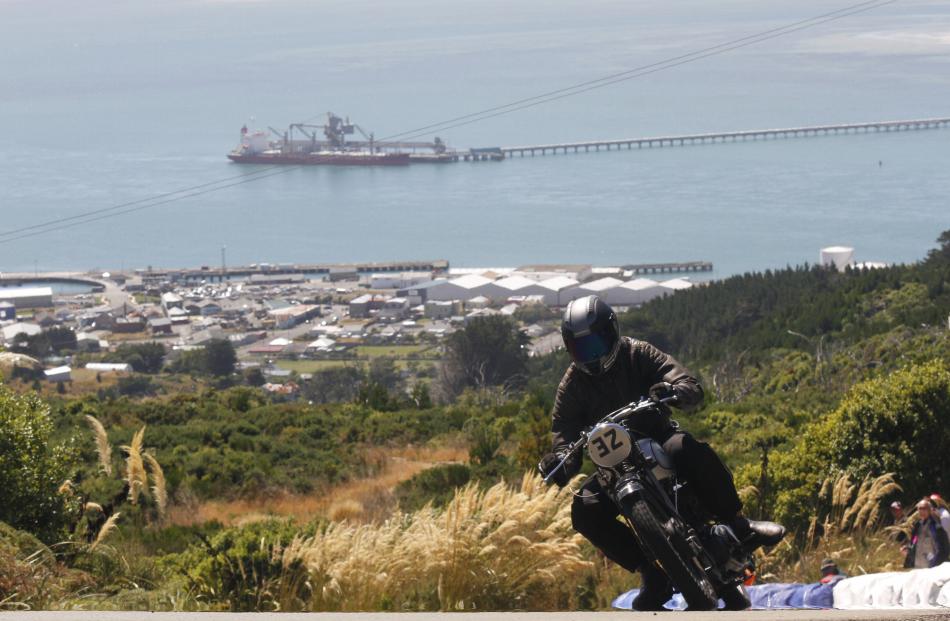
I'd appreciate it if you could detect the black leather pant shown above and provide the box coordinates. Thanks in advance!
[570,430,742,575]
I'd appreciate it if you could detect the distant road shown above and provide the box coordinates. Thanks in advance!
[7,610,950,621]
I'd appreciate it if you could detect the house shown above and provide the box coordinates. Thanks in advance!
[267,304,320,329]
[161,292,184,311]
[0,301,15,321]
[148,318,174,335]
[112,317,146,333]
[1,322,42,343]
[75,332,102,352]
[85,362,132,373]
[197,300,223,316]
[44,365,72,382]
[424,300,457,320]
[349,294,388,318]
[379,297,410,321]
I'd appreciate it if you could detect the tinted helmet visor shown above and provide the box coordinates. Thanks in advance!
[564,331,612,368]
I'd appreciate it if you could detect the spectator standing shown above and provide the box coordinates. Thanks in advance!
[890,501,904,525]
[929,494,950,534]
[903,499,950,569]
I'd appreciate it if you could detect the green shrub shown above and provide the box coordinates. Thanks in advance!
[0,386,78,542]
[169,519,317,611]
[394,464,471,512]
[766,360,950,529]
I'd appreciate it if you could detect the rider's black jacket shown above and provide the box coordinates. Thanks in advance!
[551,337,703,452]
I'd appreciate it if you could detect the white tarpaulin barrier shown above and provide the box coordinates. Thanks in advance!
[833,562,950,609]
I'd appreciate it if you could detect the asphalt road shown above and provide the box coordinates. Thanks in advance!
[4,611,950,621]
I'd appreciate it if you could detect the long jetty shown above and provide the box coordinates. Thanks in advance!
[499,117,950,157]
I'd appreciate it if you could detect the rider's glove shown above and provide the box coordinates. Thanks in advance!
[648,381,679,405]
[538,451,581,487]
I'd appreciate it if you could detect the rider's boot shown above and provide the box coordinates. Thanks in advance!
[730,515,786,549]
[632,563,673,611]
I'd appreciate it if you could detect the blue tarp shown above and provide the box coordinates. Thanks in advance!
[612,582,836,610]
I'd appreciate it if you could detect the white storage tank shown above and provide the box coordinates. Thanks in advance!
[820,246,854,271]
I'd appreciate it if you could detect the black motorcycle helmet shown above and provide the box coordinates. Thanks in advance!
[561,295,621,375]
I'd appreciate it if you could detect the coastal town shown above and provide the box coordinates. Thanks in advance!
[0,259,702,395]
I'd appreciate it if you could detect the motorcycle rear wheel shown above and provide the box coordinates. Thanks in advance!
[627,498,719,611]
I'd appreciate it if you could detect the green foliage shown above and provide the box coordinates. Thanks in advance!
[170,519,317,611]
[9,326,77,358]
[440,316,529,397]
[170,340,236,377]
[618,233,950,368]
[0,385,78,543]
[301,366,364,404]
[766,360,950,529]
[117,374,158,397]
[112,342,166,374]
[394,464,472,512]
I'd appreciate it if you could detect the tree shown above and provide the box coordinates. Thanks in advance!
[440,316,529,398]
[301,366,364,404]
[0,386,77,542]
[113,342,166,373]
[766,360,950,529]
[204,339,237,377]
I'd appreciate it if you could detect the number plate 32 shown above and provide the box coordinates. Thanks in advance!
[587,423,633,468]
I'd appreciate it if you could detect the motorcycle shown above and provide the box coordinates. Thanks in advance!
[543,396,756,611]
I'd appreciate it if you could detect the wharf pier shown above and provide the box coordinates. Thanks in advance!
[150,260,451,285]
[623,261,713,275]
[499,117,950,157]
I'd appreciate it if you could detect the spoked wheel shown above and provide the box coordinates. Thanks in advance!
[626,498,719,611]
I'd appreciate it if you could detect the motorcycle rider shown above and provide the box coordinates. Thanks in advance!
[539,295,785,611]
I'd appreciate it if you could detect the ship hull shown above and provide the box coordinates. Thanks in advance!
[228,152,411,166]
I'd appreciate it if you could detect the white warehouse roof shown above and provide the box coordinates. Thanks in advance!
[578,277,625,293]
[659,278,693,291]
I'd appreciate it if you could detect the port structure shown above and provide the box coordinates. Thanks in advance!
[499,117,950,157]
[258,112,458,162]
[623,261,713,275]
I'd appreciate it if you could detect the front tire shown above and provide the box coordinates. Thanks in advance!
[626,498,718,611]
[719,584,751,611]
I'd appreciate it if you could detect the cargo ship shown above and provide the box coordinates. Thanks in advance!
[227,112,456,166]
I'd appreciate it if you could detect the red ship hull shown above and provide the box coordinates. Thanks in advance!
[227,151,410,166]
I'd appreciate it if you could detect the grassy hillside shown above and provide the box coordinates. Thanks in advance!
[2,230,948,610]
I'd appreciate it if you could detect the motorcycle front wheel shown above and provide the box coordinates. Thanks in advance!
[626,498,719,611]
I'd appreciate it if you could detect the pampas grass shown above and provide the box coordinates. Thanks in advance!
[122,426,148,505]
[90,512,121,551]
[757,471,904,582]
[144,452,168,518]
[85,415,112,475]
[254,473,590,611]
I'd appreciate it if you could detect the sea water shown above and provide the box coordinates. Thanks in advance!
[1,0,948,277]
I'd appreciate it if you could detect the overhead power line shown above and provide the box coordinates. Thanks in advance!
[0,0,897,245]
[383,0,896,142]
[380,0,896,141]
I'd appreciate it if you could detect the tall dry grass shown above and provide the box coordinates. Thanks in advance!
[757,472,904,582]
[252,473,590,611]
[89,512,121,551]
[84,415,112,476]
[122,426,148,505]
[144,452,167,519]
[169,444,468,526]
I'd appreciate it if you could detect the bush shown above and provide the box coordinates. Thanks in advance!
[0,386,77,542]
[766,360,950,529]
[170,519,314,611]
[395,464,471,512]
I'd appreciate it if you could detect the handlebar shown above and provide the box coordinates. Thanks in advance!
[541,396,675,484]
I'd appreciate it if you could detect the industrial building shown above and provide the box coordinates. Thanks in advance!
[0,286,53,309]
